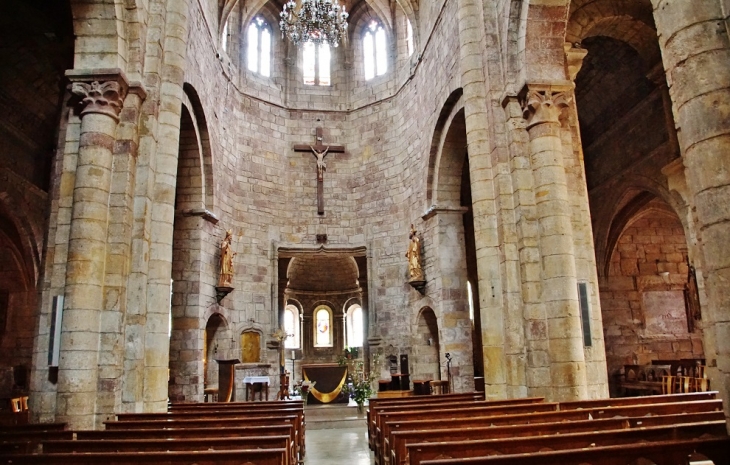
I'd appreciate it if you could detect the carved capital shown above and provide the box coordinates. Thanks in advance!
[520,82,574,129]
[66,68,129,121]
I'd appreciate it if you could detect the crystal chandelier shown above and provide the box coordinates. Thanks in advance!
[279,0,349,47]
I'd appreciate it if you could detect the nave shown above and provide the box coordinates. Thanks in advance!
[305,426,372,464]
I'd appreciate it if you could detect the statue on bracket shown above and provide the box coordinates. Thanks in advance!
[406,224,426,292]
[216,230,236,301]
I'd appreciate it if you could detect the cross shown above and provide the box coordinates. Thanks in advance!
[293,127,346,215]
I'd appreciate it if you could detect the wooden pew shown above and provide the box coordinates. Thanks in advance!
[376,402,558,464]
[43,436,291,464]
[371,397,544,454]
[0,447,289,464]
[104,415,300,464]
[417,437,730,465]
[387,411,725,464]
[79,424,296,464]
[370,396,540,446]
[557,391,716,410]
[0,425,73,456]
[118,406,306,458]
[405,420,729,465]
[367,392,485,448]
[0,423,67,433]
[169,399,303,410]
[380,399,724,465]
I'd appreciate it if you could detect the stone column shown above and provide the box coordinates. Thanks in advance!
[520,82,587,401]
[457,0,505,398]
[58,69,128,429]
[651,0,730,421]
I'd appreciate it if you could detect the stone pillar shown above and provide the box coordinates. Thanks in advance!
[457,0,505,398]
[651,0,730,421]
[58,69,128,429]
[520,82,587,401]
[427,207,474,392]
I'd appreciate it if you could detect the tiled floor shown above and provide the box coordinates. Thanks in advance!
[305,425,374,464]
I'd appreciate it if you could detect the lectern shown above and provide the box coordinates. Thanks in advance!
[215,359,240,402]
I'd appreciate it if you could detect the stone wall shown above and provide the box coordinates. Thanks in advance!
[601,203,703,394]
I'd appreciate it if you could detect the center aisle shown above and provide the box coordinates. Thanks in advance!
[305,426,373,464]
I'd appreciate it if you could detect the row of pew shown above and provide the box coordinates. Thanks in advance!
[0,399,305,464]
[368,391,730,465]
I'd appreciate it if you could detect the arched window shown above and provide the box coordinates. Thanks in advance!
[302,42,331,86]
[222,19,230,52]
[247,16,271,77]
[405,19,414,57]
[363,20,387,80]
[346,303,364,348]
[284,304,300,349]
[314,305,333,347]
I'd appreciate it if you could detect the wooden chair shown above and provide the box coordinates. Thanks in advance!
[661,375,675,394]
[10,398,21,413]
[678,376,693,393]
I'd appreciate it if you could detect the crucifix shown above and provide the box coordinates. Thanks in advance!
[293,127,346,215]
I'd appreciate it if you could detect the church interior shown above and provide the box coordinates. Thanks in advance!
[0,0,729,447]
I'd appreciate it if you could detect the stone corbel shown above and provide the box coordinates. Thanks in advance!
[66,68,130,122]
[518,81,574,129]
[564,43,588,82]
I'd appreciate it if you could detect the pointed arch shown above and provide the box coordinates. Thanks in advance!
[426,88,464,208]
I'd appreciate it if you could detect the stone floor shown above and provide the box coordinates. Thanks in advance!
[304,425,374,464]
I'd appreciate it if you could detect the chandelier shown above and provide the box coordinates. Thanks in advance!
[279,0,349,47]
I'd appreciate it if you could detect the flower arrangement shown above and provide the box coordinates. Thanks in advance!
[343,360,375,409]
[294,380,315,402]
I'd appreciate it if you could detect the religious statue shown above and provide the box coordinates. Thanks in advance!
[310,145,329,181]
[406,224,424,282]
[218,229,236,287]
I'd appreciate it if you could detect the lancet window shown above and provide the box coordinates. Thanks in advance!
[363,19,387,80]
[247,16,271,77]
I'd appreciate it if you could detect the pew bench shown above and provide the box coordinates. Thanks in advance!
[116,405,306,460]
[372,397,545,455]
[377,402,558,464]
[0,447,288,465]
[43,436,291,465]
[405,420,729,465]
[368,392,485,449]
[380,399,724,465]
[418,437,730,465]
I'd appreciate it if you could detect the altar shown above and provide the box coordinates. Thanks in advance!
[301,363,349,404]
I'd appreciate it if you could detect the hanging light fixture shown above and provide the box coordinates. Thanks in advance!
[279,0,349,47]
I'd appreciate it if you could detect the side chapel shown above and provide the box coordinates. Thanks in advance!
[0,0,729,429]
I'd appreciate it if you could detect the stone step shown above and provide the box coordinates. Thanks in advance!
[304,403,367,430]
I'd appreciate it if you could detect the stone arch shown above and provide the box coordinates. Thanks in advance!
[567,16,660,72]
[425,94,477,392]
[592,175,688,279]
[203,313,232,392]
[600,194,703,395]
[427,88,464,207]
[0,211,38,394]
[181,84,215,212]
[168,83,219,403]
[513,0,571,84]
[411,307,441,384]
